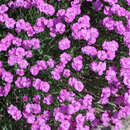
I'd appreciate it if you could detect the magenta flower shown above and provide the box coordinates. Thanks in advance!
[97,50,107,61]
[93,0,103,11]
[40,81,50,93]
[0,4,8,14]
[22,96,29,102]
[101,111,110,127]
[55,23,65,34]
[8,105,22,120]
[81,45,97,57]
[43,94,53,105]
[5,18,16,29]
[2,71,13,83]
[72,56,83,71]
[58,37,71,50]
[30,65,39,76]
[47,58,56,68]
[63,69,71,78]
[37,60,47,70]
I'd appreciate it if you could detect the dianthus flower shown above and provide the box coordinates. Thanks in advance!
[8,105,22,120]
[97,50,107,61]
[55,23,66,34]
[101,111,110,127]
[43,94,53,105]
[2,71,13,83]
[100,87,111,104]
[72,55,83,71]
[102,40,119,52]
[30,65,40,76]
[60,52,72,65]
[93,0,103,11]
[81,45,97,57]
[24,103,41,114]
[63,69,71,78]
[58,37,71,50]
[90,61,106,75]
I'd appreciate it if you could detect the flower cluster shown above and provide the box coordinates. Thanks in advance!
[0,0,130,130]
[71,15,99,45]
[68,77,84,92]
[33,78,50,92]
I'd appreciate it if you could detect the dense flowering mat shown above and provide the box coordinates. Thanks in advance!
[0,0,130,130]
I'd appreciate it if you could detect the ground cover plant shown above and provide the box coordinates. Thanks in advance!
[0,0,130,130]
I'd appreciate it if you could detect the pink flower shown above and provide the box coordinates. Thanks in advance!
[68,77,84,92]
[30,65,39,76]
[16,47,25,57]
[2,83,11,97]
[74,80,84,92]
[22,96,28,102]
[38,3,55,16]
[0,4,8,14]
[56,23,65,34]
[83,94,93,108]
[63,69,71,78]
[12,37,22,47]
[72,56,83,71]
[60,52,72,65]
[31,38,40,50]
[124,93,130,105]
[65,7,77,23]
[47,59,56,68]
[8,105,22,120]
[16,69,24,76]
[86,110,95,122]
[33,78,41,90]
[25,50,33,58]
[97,50,107,61]
[105,66,118,84]
[33,25,44,34]
[51,70,61,80]
[26,114,35,124]
[24,103,41,114]
[43,94,53,105]
[100,87,111,104]
[16,19,26,33]
[104,6,112,16]
[102,40,119,52]
[93,0,103,11]
[107,51,116,60]
[2,71,13,83]
[37,60,47,70]
[76,114,85,125]
[58,37,71,50]
[55,112,65,122]
[0,13,8,23]
[5,18,16,29]
[90,61,106,76]
[101,111,110,127]
[78,15,90,28]
[102,17,115,31]
[40,81,50,93]
[68,77,77,87]
[18,59,29,69]
[32,95,41,103]
[50,32,56,37]
[41,110,51,121]
[60,120,70,130]
[56,9,66,17]
[81,45,97,57]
